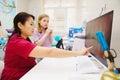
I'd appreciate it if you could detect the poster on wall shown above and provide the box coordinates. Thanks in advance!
[0,0,16,37]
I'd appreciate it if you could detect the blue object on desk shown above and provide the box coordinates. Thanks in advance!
[96,31,109,51]
[114,68,119,74]
[51,36,61,47]
[55,36,61,42]
[73,27,83,33]
[0,37,6,46]
[68,28,74,39]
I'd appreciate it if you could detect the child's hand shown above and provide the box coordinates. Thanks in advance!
[46,29,52,34]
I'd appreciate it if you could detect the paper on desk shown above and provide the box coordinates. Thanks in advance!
[76,56,99,74]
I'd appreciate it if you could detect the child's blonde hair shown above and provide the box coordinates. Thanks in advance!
[37,14,49,33]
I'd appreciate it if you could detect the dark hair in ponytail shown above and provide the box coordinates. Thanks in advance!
[8,12,35,42]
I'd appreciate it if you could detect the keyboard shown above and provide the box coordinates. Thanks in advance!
[75,56,100,73]
[88,54,107,70]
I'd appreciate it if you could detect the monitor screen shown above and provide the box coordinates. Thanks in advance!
[85,11,113,67]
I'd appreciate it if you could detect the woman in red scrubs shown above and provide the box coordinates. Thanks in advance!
[0,12,92,80]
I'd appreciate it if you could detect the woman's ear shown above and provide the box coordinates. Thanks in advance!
[17,22,23,29]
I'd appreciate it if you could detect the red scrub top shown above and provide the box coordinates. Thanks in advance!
[1,34,36,80]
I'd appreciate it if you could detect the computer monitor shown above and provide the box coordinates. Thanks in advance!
[85,11,113,67]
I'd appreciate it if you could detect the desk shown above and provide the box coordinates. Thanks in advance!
[20,56,107,80]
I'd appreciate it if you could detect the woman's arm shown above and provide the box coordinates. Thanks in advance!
[29,46,92,58]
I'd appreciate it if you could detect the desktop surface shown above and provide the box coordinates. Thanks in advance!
[20,56,107,80]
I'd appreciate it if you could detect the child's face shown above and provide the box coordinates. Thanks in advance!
[39,17,49,29]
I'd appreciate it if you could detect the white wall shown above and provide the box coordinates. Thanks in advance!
[28,0,44,19]
[16,0,44,26]
[16,0,29,13]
